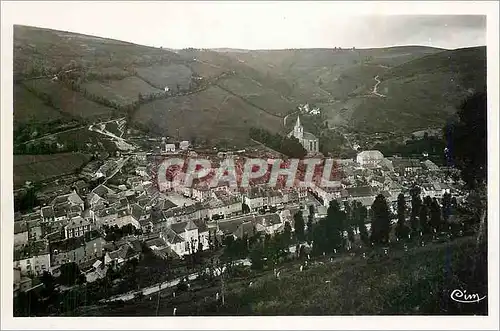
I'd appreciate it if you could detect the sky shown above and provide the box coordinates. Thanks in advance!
[3,2,488,50]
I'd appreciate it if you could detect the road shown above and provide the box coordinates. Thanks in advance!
[89,122,135,151]
[283,111,298,127]
[102,258,252,303]
[372,75,386,98]
[19,125,86,144]
[102,156,131,184]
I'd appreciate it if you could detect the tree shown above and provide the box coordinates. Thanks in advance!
[40,271,56,299]
[250,244,264,270]
[307,205,314,241]
[419,204,429,234]
[344,201,355,244]
[313,200,345,254]
[445,91,487,241]
[294,211,305,242]
[410,186,422,233]
[242,203,250,214]
[353,201,369,245]
[396,193,409,240]
[430,198,442,232]
[370,194,391,244]
[442,192,452,223]
[58,262,82,286]
[283,221,292,247]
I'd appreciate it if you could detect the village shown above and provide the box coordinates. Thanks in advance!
[13,120,467,307]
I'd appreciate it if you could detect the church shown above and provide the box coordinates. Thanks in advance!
[288,115,319,154]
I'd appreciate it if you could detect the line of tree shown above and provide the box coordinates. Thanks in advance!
[249,127,307,158]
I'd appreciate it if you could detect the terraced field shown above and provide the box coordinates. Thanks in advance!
[135,64,193,90]
[13,84,65,125]
[134,85,282,146]
[217,76,295,116]
[81,76,163,107]
[22,79,115,120]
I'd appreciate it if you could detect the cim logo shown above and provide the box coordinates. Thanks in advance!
[450,289,487,304]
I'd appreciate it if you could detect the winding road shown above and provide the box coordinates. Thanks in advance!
[371,75,386,98]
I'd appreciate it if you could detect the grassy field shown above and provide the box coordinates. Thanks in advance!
[88,236,486,316]
[14,25,183,77]
[135,64,193,90]
[13,83,65,125]
[13,152,92,187]
[217,76,295,116]
[82,76,163,107]
[133,85,283,146]
[21,78,116,120]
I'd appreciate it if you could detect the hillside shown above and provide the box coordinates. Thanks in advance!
[80,237,487,316]
[348,46,487,133]
[13,25,486,147]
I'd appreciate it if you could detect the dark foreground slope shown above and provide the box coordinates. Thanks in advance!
[80,237,486,316]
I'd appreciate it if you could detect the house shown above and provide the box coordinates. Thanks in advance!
[253,213,283,236]
[131,203,151,231]
[165,143,176,153]
[27,221,43,242]
[50,232,106,269]
[14,221,29,247]
[244,187,266,211]
[421,183,450,200]
[159,228,186,257]
[40,206,55,223]
[192,183,212,201]
[64,216,92,239]
[104,241,142,267]
[390,157,423,176]
[422,160,440,172]
[83,259,108,283]
[13,240,51,276]
[310,183,343,206]
[145,237,168,251]
[51,192,85,211]
[109,208,141,229]
[344,186,378,209]
[179,140,190,150]
[13,268,35,296]
[171,220,200,255]
[88,184,115,206]
[72,180,90,196]
[356,150,384,167]
[92,206,117,227]
[193,219,210,250]
[162,203,208,226]
[217,217,256,240]
[136,166,148,177]
[53,207,69,223]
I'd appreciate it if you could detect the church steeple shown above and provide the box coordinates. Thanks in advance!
[295,115,302,129]
[293,115,303,140]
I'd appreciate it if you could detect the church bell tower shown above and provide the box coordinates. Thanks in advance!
[293,115,304,140]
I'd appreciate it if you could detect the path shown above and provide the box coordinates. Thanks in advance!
[283,111,298,127]
[371,75,386,98]
[19,125,86,144]
[88,121,135,151]
[102,156,131,184]
[102,258,251,303]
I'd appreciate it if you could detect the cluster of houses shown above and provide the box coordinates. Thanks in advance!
[310,150,459,214]
[13,147,461,296]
